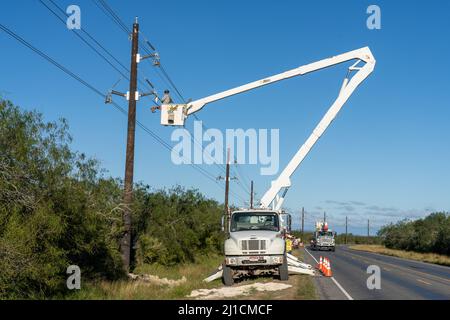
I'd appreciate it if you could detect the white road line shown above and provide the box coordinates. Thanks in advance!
[331,277,354,300]
[304,247,319,264]
[304,247,354,301]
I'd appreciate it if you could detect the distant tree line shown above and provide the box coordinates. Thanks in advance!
[378,212,450,255]
[0,99,223,299]
[291,230,381,245]
[292,212,450,252]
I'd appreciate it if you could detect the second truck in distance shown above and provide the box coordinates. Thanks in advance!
[310,221,336,252]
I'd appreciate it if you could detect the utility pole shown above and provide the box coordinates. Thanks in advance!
[345,216,348,245]
[120,18,139,273]
[367,219,370,239]
[301,207,305,242]
[224,148,231,234]
[250,180,254,209]
[324,211,326,223]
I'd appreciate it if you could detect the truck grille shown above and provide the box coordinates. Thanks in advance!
[241,240,266,251]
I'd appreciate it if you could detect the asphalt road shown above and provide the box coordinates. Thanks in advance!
[302,245,450,300]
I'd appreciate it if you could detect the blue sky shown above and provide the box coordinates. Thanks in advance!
[1,0,449,235]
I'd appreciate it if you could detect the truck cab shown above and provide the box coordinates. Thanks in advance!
[311,229,336,251]
[222,210,288,285]
[311,221,336,251]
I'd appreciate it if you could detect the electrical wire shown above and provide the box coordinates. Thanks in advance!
[0,22,234,197]
[88,0,248,204]
[42,0,153,94]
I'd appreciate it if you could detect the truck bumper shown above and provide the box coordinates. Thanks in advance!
[225,255,284,267]
[317,246,335,250]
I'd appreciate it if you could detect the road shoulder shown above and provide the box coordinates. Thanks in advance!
[302,247,349,300]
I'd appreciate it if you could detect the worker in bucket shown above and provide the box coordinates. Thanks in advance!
[161,90,173,104]
[151,89,173,113]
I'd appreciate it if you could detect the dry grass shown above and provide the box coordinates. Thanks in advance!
[349,245,450,267]
[68,249,317,300]
[68,255,224,300]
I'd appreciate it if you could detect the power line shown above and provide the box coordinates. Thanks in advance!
[86,2,243,203]
[0,22,230,197]
[49,0,130,74]
[39,0,129,81]
[90,0,183,103]
[233,161,252,194]
[89,2,239,201]
[41,0,154,94]
[231,166,251,196]
[95,0,130,35]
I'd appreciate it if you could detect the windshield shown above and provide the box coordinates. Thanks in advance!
[231,212,279,232]
[318,231,334,237]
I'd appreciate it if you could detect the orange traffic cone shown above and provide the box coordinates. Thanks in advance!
[324,258,333,277]
[319,257,326,273]
[317,256,323,272]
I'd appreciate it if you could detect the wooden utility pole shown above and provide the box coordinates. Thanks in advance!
[324,211,326,223]
[345,216,348,245]
[224,148,231,233]
[121,19,139,272]
[250,180,254,209]
[367,219,370,238]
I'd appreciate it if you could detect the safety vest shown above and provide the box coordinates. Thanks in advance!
[286,238,293,252]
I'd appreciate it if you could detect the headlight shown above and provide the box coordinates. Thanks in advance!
[225,257,237,265]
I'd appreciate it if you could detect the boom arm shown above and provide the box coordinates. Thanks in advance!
[159,47,376,210]
[259,48,375,210]
[160,47,375,127]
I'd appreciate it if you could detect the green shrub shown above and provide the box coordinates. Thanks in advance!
[0,99,225,298]
[378,212,450,255]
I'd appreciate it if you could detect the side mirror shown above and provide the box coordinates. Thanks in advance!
[221,216,225,232]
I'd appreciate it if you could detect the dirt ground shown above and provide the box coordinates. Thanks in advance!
[188,248,318,300]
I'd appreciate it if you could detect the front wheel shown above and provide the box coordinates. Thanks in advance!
[279,255,289,281]
[222,264,234,286]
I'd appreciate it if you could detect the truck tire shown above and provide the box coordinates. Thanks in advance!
[279,255,289,281]
[222,264,234,286]
[331,247,336,252]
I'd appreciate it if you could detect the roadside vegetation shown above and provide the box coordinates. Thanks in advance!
[1,99,316,300]
[350,212,450,266]
[378,212,450,255]
[291,230,382,245]
[69,248,317,300]
[69,254,225,300]
[0,99,224,299]
[349,245,450,267]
